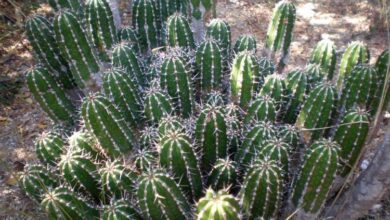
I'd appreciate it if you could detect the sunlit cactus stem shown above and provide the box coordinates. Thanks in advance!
[206,19,231,70]
[35,128,67,165]
[309,39,337,79]
[102,199,143,220]
[167,14,196,49]
[259,73,287,109]
[68,130,102,159]
[244,95,277,124]
[283,69,308,123]
[234,35,257,53]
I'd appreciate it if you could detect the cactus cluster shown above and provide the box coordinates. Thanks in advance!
[20,0,389,219]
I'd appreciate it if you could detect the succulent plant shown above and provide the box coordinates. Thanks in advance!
[206,19,231,68]
[207,158,238,191]
[234,35,257,53]
[259,73,286,108]
[158,115,184,137]
[258,57,275,78]
[144,88,173,124]
[309,39,337,80]
[117,26,141,52]
[35,128,67,165]
[133,148,157,172]
[304,63,324,89]
[244,95,277,124]
[167,14,195,49]
[258,138,290,176]
[68,130,102,159]
[48,0,83,14]
[373,49,390,114]
[102,199,143,220]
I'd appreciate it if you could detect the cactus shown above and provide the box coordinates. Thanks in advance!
[102,68,143,128]
[54,10,100,89]
[291,139,339,215]
[112,42,145,87]
[144,89,173,124]
[230,51,260,108]
[334,108,369,177]
[235,121,276,167]
[102,199,143,220]
[258,57,275,79]
[258,138,290,175]
[234,35,257,53]
[167,14,195,49]
[239,158,282,219]
[48,0,83,14]
[309,39,337,79]
[160,55,195,118]
[132,0,160,52]
[19,164,58,203]
[259,73,287,108]
[196,188,240,220]
[190,0,214,42]
[137,170,192,220]
[295,82,337,143]
[337,41,370,89]
[277,124,300,149]
[27,66,75,124]
[81,93,135,157]
[282,69,308,123]
[68,130,102,159]
[159,130,203,200]
[35,128,67,165]
[59,151,101,200]
[117,26,141,52]
[25,14,75,89]
[305,63,324,89]
[339,65,377,113]
[155,0,188,24]
[41,186,99,220]
[207,158,238,191]
[140,126,158,149]
[195,104,228,171]
[373,49,390,113]
[85,0,118,61]
[195,39,222,97]
[206,19,231,68]
[225,103,242,155]
[100,160,138,198]
[158,115,184,137]
[244,95,277,124]
[133,148,157,172]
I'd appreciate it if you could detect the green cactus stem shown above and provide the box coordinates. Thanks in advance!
[258,57,275,79]
[48,0,83,15]
[259,73,286,108]
[140,126,158,149]
[207,158,238,191]
[305,63,324,89]
[206,19,231,69]
[144,88,173,124]
[277,124,300,149]
[158,115,184,137]
[244,95,277,124]
[373,49,390,114]
[133,148,157,172]
[102,199,143,220]
[117,26,141,52]
[35,128,67,165]
[167,14,195,49]
[309,39,337,80]
[234,35,257,53]
[68,130,102,160]
[258,138,290,175]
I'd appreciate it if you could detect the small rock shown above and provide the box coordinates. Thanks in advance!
[360,159,369,170]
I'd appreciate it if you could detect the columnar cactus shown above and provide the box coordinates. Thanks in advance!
[207,158,238,191]
[35,128,67,165]
[102,199,143,220]
[25,14,74,89]
[225,103,242,155]
[167,14,195,49]
[190,0,214,42]
[158,115,184,137]
[259,73,286,107]
[48,0,83,14]
[337,41,370,89]
[160,55,195,118]
[41,187,99,220]
[258,138,290,175]
[283,69,308,123]
[133,148,156,172]
[54,10,100,89]
[291,139,339,216]
[155,0,188,24]
[68,130,102,159]
[206,19,231,68]
[334,108,369,177]
[295,82,337,143]
[144,88,173,124]
[196,188,240,220]
[159,130,203,200]
[244,95,277,124]
[195,104,228,171]
[81,93,135,157]
[102,68,143,128]
[373,49,390,113]
[230,51,260,108]
[277,124,300,149]
[59,151,101,200]
[234,35,257,53]
[195,39,222,97]
[140,126,158,149]
[85,0,118,61]
[137,170,192,220]
[258,57,275,78]
[309,39,337,79]
[305,63,323,89]
[117,26,141,52]
[239,158,282,219]
[19,164,58,203]
[27,66,75,124]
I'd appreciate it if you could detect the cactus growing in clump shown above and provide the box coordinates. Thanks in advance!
[259,73,287,108]
[258,138,290,175]
[81,93,136,157]
[160,55,195,118]
[337,41,370,89]
[195,39,222,98]
[304,63,324,89]
[258,57,275,78]
[48,0,83,14]
[27,66,76,124]
[117,26,141,52]
[159,130,203,200]
[291,139,339,216]
[41,186,99,220]
[309,39,337,79]
[102,199,143,220]
[244,95,277,124]
[137,170,192,220]
[373,49,390,114]
[155,0,188,25]
[140,126,158,149]
[295,81,337,143]
[19,164,58,203]
[167,14,196,49]
[54,10,100,89]
[68,130,103,159]
[239,158,283,219]
[158,115,184,137]
[102,68,143,128]
[339,65,377,113]
[85,0,118,61]
[334,108,369,177]
[35,128,67,165]
[207,158,238,191]
[133,148,157,172]
[132,0,160,52]
[234,35,257,53]
[230,51,260,108]
[195,104,228,171]
[144,88,173,124]
[59,151,101,200]
[225,103,243,155]
[277,124,300,149]
[25,14,75,89]
[206,19,231,68]
[196,188,240,220]
[100,160,138,198]
[283,69,308,123]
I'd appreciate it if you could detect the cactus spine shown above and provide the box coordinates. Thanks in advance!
[35,129,66,165]
[206,19,231,68]
[196,188,240,220]
[137,170,192,220]
[158,115,184,137]
[309,39,337,79]
[244,95,277,124]
[259,73,286,107]
[68,130,102,159]
[159,130,203,200]
[133,148,156,172]
[258,138,290,175]
[277,124,300,149]
[54,10,100,89]
[144,89,173,124]
[283,69,308,123]
[207,158,238,191]
[234,35,257,53]
[291,139,339,215]
[140,126,158,149]
[81,93,135,157]
[167,14,196,49]
[27,66,75,124]
[102,199,143,220]
[239,158,282,219]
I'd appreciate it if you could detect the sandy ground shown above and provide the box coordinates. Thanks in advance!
[0,0,389,219]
